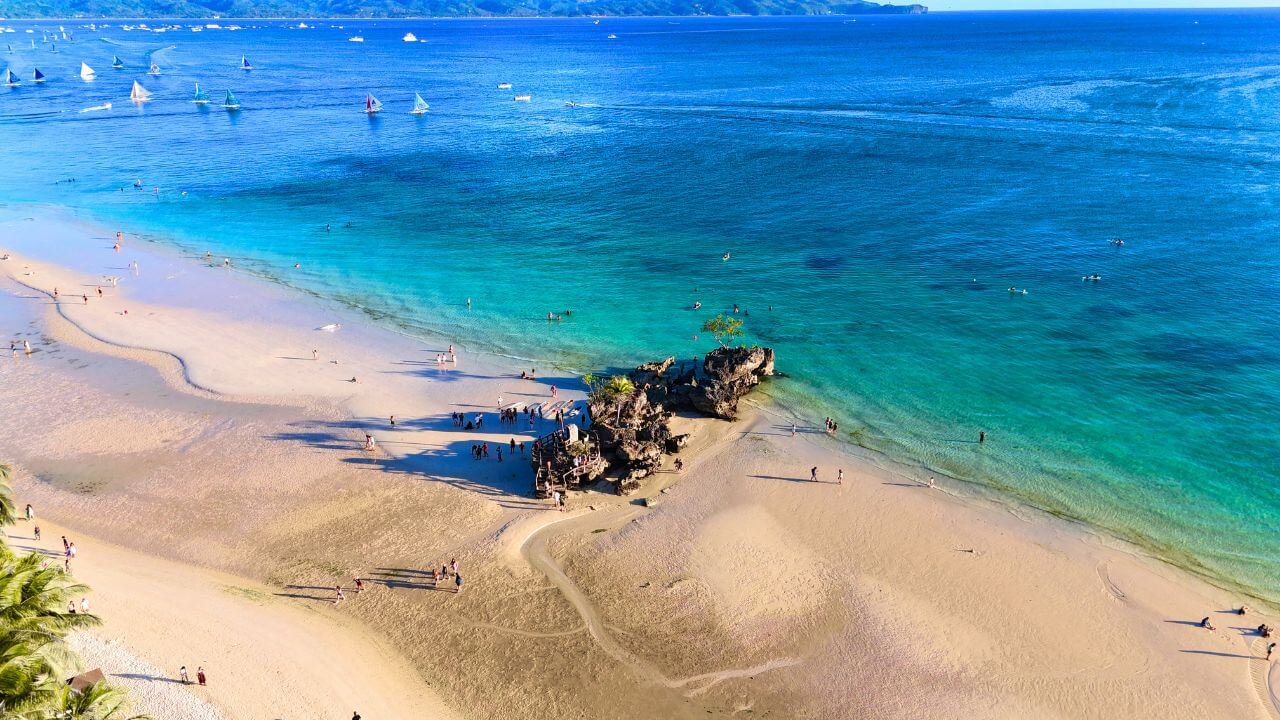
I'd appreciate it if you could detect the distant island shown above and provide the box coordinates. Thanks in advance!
[0,0,925,19]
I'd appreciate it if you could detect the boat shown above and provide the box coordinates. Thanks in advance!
[348,36,364,42]
[130,80,151,102]
[607,33,617,39]
[79,102,111,113]
[111,55,123,68]
[192,82,209,104]
[4,68,18,87]
[297,22,309,29]
[513,94,531,102]
[240,54,252,70]
[364,93,382,114]
[410,92,429,114]
[79,62,94,79]
[497,82,512,89]
[402,32,417,42]
[32,68,44,83]
[50,43,56,53]
[223,89,240,110]
[147,62,161,76]
[564,100,578,107]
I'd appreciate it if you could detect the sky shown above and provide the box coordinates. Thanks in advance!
[929,1,1280,9]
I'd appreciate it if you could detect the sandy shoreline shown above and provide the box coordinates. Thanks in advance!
[2,203,1278,719]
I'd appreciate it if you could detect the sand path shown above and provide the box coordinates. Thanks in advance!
[518,505,800,697]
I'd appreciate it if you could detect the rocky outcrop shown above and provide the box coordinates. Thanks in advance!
[580,345,775,492]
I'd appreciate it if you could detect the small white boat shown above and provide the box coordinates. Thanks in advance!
[410,92,429,115]
[297,22,310,29]
[32,68,45,83]
[607,34,618,39]
[147,62,161,76]
[348,36,364,42]
[79,61,94,79]
[79,102,111,113]
[564,100,578,107]
[365,93,382,114]
[130,80,151,103]
[4,67,19,87]
[497,82,512,89]
[240,54,252,70]
[513,94,531,102]
[223,89,240,110]
[111,55,123,68]
[192,82,209,104]
[402,32,417,42]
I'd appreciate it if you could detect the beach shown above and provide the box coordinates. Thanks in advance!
[1,205,1276,719]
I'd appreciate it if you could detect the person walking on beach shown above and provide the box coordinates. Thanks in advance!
[179,666,190,684]
[197,667,206,686]
[979,431,986,444]
[61,536,68,552]
[334,586,345,604]
[837,469,844,485]
[24,504,33,521]
[33,526,40,541]
[354,577,365,594]
[1268,642,1276,661]
[791,424,796,438]
[810,467,818,482]
[312,349,318,361]
[454,573,462,594]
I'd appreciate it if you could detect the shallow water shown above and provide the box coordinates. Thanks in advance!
[1,11,1278,599]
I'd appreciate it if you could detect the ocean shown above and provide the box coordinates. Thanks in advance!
[1,10,1278,600]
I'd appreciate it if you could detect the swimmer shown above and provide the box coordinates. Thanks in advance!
[722,252,731,261]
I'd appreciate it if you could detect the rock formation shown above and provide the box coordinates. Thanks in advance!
[575,345,775,493]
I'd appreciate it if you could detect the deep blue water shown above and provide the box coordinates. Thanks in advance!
[1,11,1279,599]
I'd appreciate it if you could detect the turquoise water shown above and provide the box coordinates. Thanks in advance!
[2,12,1279,599]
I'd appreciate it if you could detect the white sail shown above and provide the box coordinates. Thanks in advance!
[130,80,151,102]
[402,32,417,42]
[411,92,429,114]
[79,62,94,79]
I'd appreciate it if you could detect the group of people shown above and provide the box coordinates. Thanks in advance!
[177,665,207,686]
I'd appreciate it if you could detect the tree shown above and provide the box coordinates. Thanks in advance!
[0,465,15,529]
[50,680,149,720]
[701,314,744,347]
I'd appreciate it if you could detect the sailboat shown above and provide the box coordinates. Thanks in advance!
[192,82,209,104]
[4,68,18,87]
[402,32,417,42]
[32,68,44,83]
[364,93,381,114]
[147,62,161,76]
[130,80,151,103]
[410,92,429,115]
[79,62,95,79]
[240,54,252,70]
[50,43,56,53]
[111,55,123,68]
[223,89,240,110]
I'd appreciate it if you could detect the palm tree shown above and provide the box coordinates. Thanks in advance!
[0,464,17,528]
[50,680,150,720]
